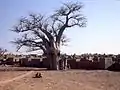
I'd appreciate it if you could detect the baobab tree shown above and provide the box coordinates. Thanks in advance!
[11,2,87,70]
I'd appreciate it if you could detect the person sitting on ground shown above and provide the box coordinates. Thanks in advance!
[35,72,42,78]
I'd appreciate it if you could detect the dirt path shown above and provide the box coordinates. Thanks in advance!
[0,71,33,84]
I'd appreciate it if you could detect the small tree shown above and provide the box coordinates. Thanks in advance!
[0,48,7,57]
[11,2,87,70]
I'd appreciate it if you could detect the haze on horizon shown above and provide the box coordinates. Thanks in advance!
[0,0,120,55]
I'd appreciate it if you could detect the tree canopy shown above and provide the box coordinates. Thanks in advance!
[11,1,87,70]
[12,2,86,53]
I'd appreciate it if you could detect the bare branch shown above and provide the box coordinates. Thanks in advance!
[11,33,46,51]
[26,46,46,53]
[12,14,53,41]
[61,34,70,46]
[54,2,86,43]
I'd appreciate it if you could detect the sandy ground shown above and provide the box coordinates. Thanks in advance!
[0,71,33,84]
[0,70,120,90]
[0,71,29,81]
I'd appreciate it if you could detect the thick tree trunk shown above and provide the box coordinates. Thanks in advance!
[52,53,59,70]
[47,50,60,70]
[46,51,69,70]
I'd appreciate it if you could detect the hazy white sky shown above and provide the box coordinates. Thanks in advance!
[0,0,120,55]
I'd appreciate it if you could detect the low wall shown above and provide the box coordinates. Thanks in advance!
[67,59,77,69]
[76,61,99,69]
[67,58,107,70]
